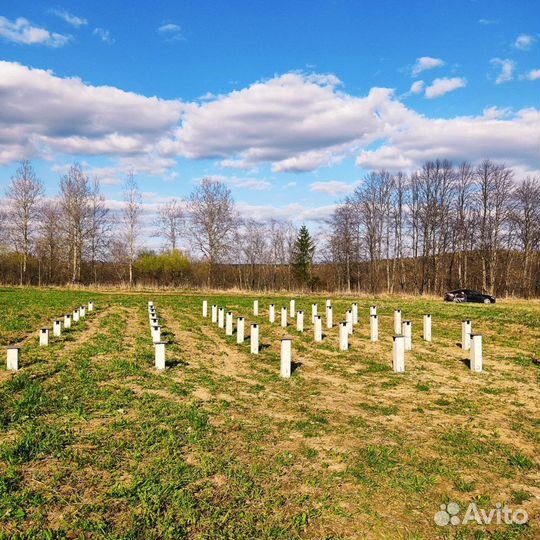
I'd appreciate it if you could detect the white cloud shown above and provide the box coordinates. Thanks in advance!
[514,34,535,50]
[356,107,540,177]
[478,18,498,25]
[1,61,539,188]
[411,57,444,77]
[166,73,403,172]
[50,9,87,28]
[424,77,467,98]
[490,58,515,84]
[525,68,540,80]
[237,202,336,223]
[0,61,181,165]
[158,23,183,41]
[0,15,70,47]
[193,174,271,191]
[409,80,425,94]
[310,180,358,196]
[93,28,114,44]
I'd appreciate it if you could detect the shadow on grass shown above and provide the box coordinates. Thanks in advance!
[459,358,471,369]
[168,358,189,368]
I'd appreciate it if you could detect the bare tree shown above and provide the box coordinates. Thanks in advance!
[186,178,237,287]
[155,199,184,252]
[476,160,513,295]
[512,177,540,297]
[121,173,142,287]
[59,164,91,283]
[87,178,110,284]
[327,201,359,292]
[5,160,44,284]
[37,199,62,284]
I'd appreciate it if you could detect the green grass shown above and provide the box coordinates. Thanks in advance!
[0,287,539,539]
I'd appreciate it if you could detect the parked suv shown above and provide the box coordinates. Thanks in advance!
[444,289,496,304]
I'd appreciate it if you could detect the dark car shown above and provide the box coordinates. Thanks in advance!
[444,289,496,304]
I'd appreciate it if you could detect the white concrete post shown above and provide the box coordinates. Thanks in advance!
[253,300,259,316]
[470,334,483,372]
[73,309,79,322]
[64,314,72,329]
[280,339,292,378]
[326,305,333,329]
[53,320,62,337]
[393,335,405,373]
[250,324,259,354]
[39,328,49,346]
[403,321,412,351]
[311,303,318,323]
[88,301,94,312]
[370,315,379,342]
[423,314,432,342]
[7,348,19,371]
[326,299,331,308]
[289,299,296,318]
[393,310,402,335]
[346,310,353,335]
[150,317,158,326]
[462,320,472,351]
[296,310,304,332]
[80,306,86,318]
[352,303,358,324]
[202,300,208,318]
[148,301,154,308]
[152,325,161,344]
[281,306,288,328]
[314,315,322,342]
[218,308,225,329]
[237,317,245,344]
[269,304,275,323]
[370,305,377,317]
[211,305,218,323]
[339,322,348,351]
[225,312,233,336]
[155,342,166,370]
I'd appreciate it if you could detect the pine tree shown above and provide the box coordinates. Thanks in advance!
[292,225,315,285]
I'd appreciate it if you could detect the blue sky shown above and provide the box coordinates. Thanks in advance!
[0,0,539,226]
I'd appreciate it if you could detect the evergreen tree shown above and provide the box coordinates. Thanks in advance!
[292,225,315,285]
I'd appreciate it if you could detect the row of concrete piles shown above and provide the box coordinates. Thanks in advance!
[202,299,484,377]
[148,301,166,370]
[6,301,95,372]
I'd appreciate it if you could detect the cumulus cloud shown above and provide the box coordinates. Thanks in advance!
[50,9,87,28]
[310,180,358,196]
[409,80,425,94]
[0,61,181,165]
[0,15,70,46]
[1,61,539,184]
[525,68,540,80]
[356,107,540,176]
[158,23,183,41]
[93,28,114,44]
[490,58,515,84]
[166,73,406,172]
[514,34,535,50]
[411,56,444,77]
[424,77,467,98]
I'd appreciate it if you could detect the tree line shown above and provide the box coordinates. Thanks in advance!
[0,159,539,297]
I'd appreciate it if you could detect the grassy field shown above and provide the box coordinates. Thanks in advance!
[0,287,539,539]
